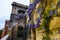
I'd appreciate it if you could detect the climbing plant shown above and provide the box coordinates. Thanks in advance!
[26,0,60,40]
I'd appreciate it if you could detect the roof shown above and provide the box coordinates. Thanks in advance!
[11,2,28,9]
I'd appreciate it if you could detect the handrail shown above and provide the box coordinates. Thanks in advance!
[1,34,9,40]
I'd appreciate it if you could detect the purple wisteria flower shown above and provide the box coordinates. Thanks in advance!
[39,14,42,19]
[34,23,40,28]
[27,9,33,13]
[26,0,42,28]
[28,3,36,10]
[48,10,54,16]
[34,24,38,28]
[57,2,60,7]
[54,10,58,14]
[27,3,36,21]
[21,14,26,17]
[27,23,34,28]
[48,10,58,17]
[27,23,31,28]
[36,18,41,23]
[37,8,43,13]
[34,18,41,28]
[15,15,20,19]
[34,0,41,4]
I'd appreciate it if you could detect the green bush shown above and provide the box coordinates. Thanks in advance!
[0,30,2,35]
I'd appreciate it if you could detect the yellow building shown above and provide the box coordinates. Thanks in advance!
[30,0,60,40]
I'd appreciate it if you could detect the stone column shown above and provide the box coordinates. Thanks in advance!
[11,22,18,40]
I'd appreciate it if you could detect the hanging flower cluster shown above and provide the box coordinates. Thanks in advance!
[34,0,41,4]
[27,0,42,28]
[15,14,27,19]
[27,0,41,21]
[57,1,60,7]
[27,3,36,21]
[26,0,60,40]
[37,8,43,13]
[27,0,58,28]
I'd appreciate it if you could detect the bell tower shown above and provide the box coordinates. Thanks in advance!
[9,2,28,40]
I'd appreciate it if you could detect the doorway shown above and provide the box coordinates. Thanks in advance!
[17,26,24,37]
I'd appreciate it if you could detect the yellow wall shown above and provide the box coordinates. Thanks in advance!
[30,0,60,40]
[49,16,60,30]
[50,28,60,40]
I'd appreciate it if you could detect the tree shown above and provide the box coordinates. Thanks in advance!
[0,30,2,39]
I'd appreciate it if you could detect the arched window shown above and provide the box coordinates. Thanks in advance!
[18,10,25,14]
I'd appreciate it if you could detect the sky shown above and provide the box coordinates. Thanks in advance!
[0,0,30,30]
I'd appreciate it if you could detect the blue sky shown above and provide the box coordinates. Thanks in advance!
[0,0,29,30]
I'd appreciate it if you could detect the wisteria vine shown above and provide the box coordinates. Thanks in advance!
[26,0,60,40]
[27,0,42,28]
[27,0,58,28]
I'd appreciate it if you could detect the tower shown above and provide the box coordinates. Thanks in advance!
[9,2,28,40]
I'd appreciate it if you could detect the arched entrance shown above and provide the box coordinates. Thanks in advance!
[17,26,24,40]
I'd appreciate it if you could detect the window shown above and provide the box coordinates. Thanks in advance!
[18,10,25,14]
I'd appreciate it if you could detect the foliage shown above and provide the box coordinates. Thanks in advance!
[0,30,2,35]
[28,0,60,40]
